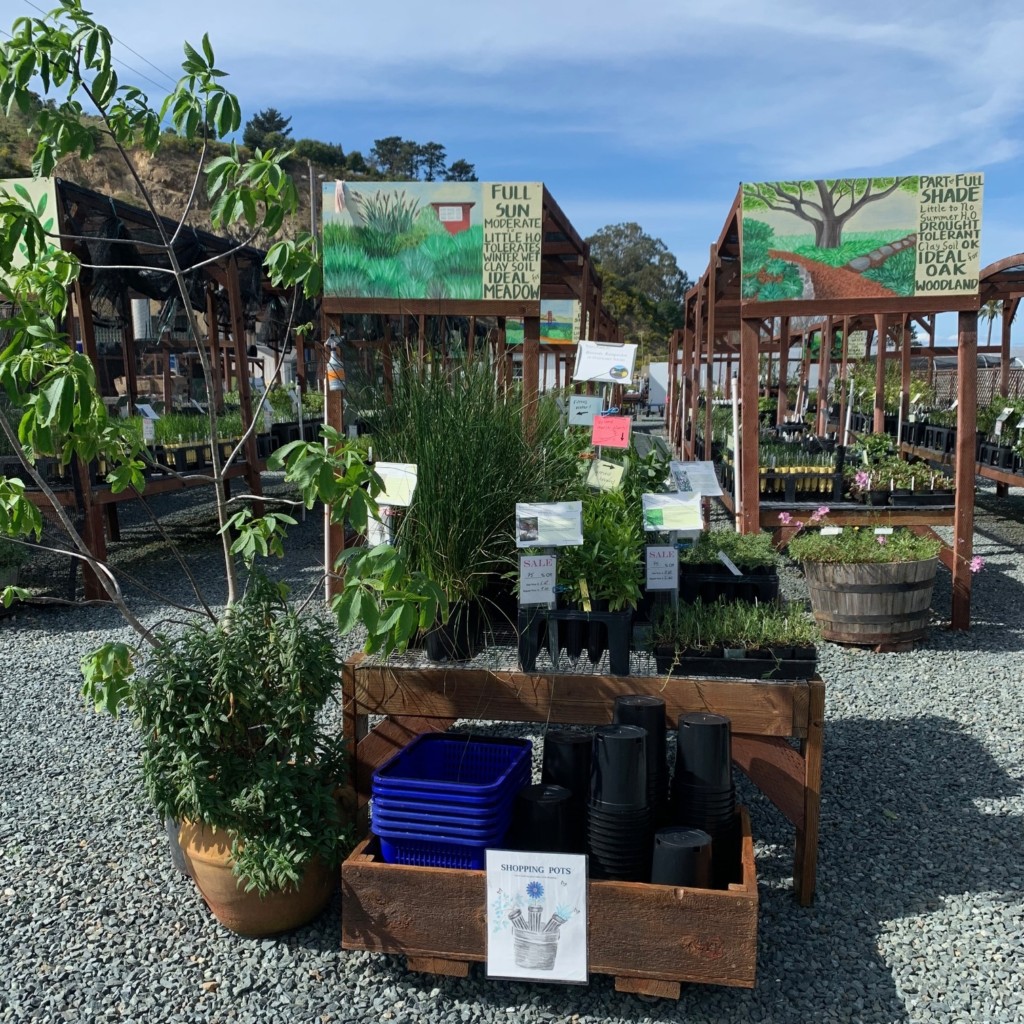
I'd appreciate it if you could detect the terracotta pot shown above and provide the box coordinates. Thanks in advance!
[178,821,336,937]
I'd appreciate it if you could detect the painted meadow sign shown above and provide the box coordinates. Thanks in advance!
[323,181,542,301]
[740,175,983,307]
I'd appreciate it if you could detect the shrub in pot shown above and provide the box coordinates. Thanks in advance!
[83,574,353,936]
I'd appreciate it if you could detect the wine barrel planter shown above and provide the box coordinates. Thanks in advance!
[801,557,938,647]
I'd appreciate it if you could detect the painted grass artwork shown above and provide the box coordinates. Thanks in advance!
[741,178,920,303]
[323,184,484,300]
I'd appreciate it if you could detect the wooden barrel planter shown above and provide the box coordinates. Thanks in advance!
[801,557,938,647]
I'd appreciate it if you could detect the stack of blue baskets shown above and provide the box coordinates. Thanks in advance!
[371,733,533,869]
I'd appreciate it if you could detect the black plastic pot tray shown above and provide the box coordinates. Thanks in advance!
[517,607,632,676]
[653,646,817,680]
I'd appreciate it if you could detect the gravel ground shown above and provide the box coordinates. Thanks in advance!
[2,475,1023,1024]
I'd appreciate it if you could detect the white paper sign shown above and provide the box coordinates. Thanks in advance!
[572,340,638,384]
[568,395,604,425]
[669,461,723,497]
[586,459,625,492]
[142,418,155,444]
[136,403,160,420]
[374,462,417,507]
[994,408,1013,437]
[519,554,557,606]
[641,493,703,532]
[515,501,584,548]
[486,850,587,984]
[645,545,678,590]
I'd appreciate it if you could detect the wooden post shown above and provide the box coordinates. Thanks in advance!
[383,318,394,403]
[999,299,1015,398]
[496,316,508,391]
[837,315,850,441]
[816,317,832,436]
[739,318,760,534]
[873,313,888,434]
[324,316,345,601]
[777,316,791,425]
[523,314,540,439]
[703,246,718,459]
[951,309,976,629]
[226,258,263,508]
[467,316,476,362]
[900,314,912,443]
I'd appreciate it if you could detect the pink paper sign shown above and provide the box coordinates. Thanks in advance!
[591,415,631,449]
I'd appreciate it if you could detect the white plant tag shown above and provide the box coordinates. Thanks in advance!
[142,418,155,444]
[874,527,894,536]
[820,526,843,536]
[717,551,743,576]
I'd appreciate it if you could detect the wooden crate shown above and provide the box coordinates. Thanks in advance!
[342,807,757,997]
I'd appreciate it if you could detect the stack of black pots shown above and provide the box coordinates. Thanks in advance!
[507,783,576,853]
[673,712,739,887]
[540,730,592,853]
[586,724,651,880]
[612,695,668,821]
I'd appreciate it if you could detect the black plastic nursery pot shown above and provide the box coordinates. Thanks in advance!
[516,606,633,675]
[423,602,483,662]
[677,566,780,606]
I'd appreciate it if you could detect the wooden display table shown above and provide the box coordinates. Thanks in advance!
[340,656,823,906]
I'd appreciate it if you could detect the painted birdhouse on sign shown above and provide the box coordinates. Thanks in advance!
[430,201,475,235]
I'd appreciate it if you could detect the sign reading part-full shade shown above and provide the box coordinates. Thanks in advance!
[740,175,983,307]
[322,181,542,301]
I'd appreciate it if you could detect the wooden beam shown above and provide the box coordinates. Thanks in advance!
[873,313,888,434]
[951,309,977,629]
[739,318,760,534]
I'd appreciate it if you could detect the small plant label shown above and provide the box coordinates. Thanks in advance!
[591,415,631,449]
[142,418,155,444]
[519,554,556,606]
[874,527,894,535]
[137,403,160,420]
[994,408,1013,437]
[374,462,417,507]
[717,551,743,576]
[485,849,587,984]
[586,458,625,492]
[820,526,843,536]
[567,395,603,426]
[645,545,678,590]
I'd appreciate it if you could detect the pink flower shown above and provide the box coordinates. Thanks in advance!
[809,505,830,524]
[855,471,870,489]
[876,535,888,546]
[778,512,793,525]
[794,521,804,530]
[970,555,984,573]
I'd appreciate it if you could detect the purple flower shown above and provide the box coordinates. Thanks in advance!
[876,535,888,546]
[970,555,985,574]
[855,471,871,489]
[778,512,793,525]
[809,505,830,524]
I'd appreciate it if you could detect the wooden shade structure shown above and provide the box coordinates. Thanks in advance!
[669,185,985,629]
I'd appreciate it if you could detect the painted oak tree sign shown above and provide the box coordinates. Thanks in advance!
[322,181,542,301]
[740,175,983,306]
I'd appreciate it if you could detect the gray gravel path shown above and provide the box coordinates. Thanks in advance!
[2,477,1023,1023]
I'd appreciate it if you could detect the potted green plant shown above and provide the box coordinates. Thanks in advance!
[650,597,818,678]
[786,508,947,648]
[369,357,580,661]
[677,529,780,604]
[83,574,352,935]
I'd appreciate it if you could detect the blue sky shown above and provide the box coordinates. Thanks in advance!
[24,0,1024,344]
